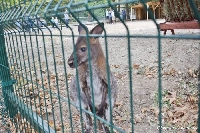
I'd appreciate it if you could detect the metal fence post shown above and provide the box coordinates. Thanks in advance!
[0,25,17,118]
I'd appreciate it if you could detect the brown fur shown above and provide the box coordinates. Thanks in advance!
[68,23,117,133]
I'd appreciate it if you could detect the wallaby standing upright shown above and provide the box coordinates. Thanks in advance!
[68,23,117,133]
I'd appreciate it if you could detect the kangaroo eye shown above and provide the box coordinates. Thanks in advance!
[81,47,86,52]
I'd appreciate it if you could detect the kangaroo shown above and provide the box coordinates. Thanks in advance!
[68,23,117,133]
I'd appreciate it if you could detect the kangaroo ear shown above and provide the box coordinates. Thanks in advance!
[90,23,104,35]
[78,24,88,34]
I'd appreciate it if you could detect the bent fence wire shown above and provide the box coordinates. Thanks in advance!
[0,0,199,133]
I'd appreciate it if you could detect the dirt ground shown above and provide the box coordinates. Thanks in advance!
[2,19,199,133]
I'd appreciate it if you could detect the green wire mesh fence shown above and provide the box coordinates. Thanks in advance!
[0,0,199,132]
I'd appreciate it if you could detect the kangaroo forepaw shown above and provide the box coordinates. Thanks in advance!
[103,125,110,133]
[85,127,92,133]
[97,110,104,117]
[85,130,91,133]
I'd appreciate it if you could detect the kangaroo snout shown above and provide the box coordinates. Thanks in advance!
[68,57,75,68]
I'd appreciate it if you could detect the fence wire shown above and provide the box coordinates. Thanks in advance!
[0,85,10,133]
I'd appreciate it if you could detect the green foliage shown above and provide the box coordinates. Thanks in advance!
[138,0,159,2]
[0,0,70,12]
[69,0,108,21]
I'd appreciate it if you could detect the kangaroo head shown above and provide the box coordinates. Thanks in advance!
[68,23,104,68]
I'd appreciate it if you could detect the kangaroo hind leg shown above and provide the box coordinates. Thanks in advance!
[83,107,92,133]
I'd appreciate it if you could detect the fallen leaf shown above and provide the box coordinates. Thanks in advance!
[49,120,54,127]
[72,115,80,121]
[167,111,173,120]
[141,108,148,113]
[133,64,140,69]
[163,97,176,104]
[47,108,52,114]
[188,68,193,77]
[173,106,188,118]
[169,68,177,75]
[56,126,62,131]
[115,101,123,107]
[167,91,176,98]
[134,114,143,123]
[150,107,159,117]
[186,94,197,104]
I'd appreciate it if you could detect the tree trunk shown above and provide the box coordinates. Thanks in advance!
[162,0,200,22]
[118,4,120,12]
[125,3,130,19]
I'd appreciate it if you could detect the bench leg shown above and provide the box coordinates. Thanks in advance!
[171,29,175,35]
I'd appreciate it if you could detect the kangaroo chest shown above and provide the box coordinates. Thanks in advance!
[86,70,103,107]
